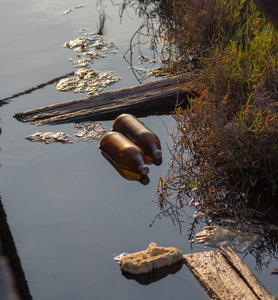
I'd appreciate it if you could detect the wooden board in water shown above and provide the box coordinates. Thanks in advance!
[14,75,197,125]
[183,245,274,300]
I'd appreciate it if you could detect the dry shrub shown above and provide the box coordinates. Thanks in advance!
[160,0,224,52]
[156,0,278,216]
[159,0,253,69]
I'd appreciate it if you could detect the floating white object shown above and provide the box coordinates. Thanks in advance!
[196,226,262,253]
[26,132,72,144]
[26,122,106,144]
[56,68,120,95]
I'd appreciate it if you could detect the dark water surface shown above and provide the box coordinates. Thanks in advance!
[0,0,277,299]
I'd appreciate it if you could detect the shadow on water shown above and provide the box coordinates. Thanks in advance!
[0,124,32,299]
[0,72,74,103]
[121,260,184,285]
[0,198,33,299]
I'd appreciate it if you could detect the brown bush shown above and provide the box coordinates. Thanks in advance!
[156,0,278,212]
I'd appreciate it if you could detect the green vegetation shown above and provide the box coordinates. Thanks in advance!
[157,0,278,211]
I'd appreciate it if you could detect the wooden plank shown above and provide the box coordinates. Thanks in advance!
[183,247,275,300]
[184,251,258,299]
[14,74,196,125]
[220,245,275,300]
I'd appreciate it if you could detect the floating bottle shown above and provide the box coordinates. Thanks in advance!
[112,114,162,161]
[101,152,150,185]
[99,131,149,176]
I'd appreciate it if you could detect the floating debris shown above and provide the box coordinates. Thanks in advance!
[63,32,117,60]
[114,253,129,262]
[26,122,106,144]
[62,5,85,15]
[63,8,72,15]
[59,32,120,94]
[138,55,158,64]
[64,37,88,49]
[74,122,106,141]
[195,226,262,253]
[26,132,73,144]
[115,242,183,275]
[56,68,120,95]
[148,67,171,77]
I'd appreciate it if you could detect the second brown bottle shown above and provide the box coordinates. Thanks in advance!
[112,114,162,161]
[99,131,149,176]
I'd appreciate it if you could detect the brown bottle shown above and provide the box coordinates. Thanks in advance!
[101,152,150,185]
[112,114,162,161]
[99,132,149,176]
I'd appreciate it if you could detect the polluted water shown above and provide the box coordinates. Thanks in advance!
[26,122,106,143]
[100,114,163,184]
[56,30,120,95]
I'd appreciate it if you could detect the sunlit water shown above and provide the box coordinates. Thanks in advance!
[0,0,277,299]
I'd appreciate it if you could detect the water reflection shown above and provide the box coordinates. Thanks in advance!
[0,197,32,299]
[101,151,150,185]
[121,261,184,285]
[0,124,31,298]
[97,0,164,84]
[101,148,162,185]
[97,10,106,35]
[0,72,74,103]
[151,183,278,272]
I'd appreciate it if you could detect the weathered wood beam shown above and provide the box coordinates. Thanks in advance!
[14,74,196,125]
[220,245,273,300]
[183,245,274,300]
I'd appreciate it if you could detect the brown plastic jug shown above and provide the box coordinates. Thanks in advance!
[99,131,149,176]
[112,114,162,161]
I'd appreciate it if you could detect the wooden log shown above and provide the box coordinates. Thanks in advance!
[183,246,275,300]
[14,74,197,125]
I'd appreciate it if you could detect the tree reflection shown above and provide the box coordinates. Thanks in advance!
[151,178,278,271]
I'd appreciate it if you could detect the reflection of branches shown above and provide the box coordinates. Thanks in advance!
[97,11,106,35]
[187,218,200,243]
[249,231,278,271]
[97,0,164,83]
[187,208,278,271]
[150,170,192,234]
[149,197,190,234]
[123,25,148,84]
